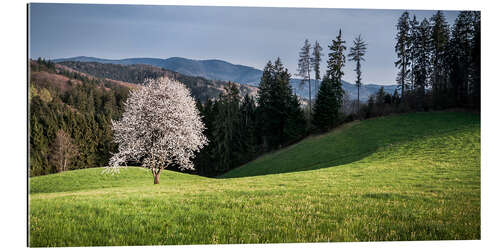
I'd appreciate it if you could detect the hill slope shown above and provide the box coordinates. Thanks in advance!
[222,111,479,178]
[29,112,480,246]
[58,61,258,101]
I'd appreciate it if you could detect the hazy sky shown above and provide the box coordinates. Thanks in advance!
[29,3,460,85]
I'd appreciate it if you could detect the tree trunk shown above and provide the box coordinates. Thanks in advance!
[401,53,406,101]
[357,85,360,115]
[153,169,161,184]
[308,77,312,121]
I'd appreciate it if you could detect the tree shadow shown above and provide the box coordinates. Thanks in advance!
[219,112,479,179]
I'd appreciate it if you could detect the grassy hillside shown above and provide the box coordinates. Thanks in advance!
[29,112,480,246]
[222,111,479,178]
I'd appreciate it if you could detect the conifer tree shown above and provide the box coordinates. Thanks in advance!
[408,15,420,92]
[313,29,346,131]
[430,10,450,107]
[395,11,411,101]
[470,11,481,109]
[414,18,432,106]
[297,39,313,121]
[258,58,305,149]
[327,30,347,83]
[256,61,274,150]
[312,77,336,131]
[449,11,476,107]
[239,94,258,162]
[348,34,367,114]
[312,41,323,94]
[392,88,401,105]
[284,94,307,144]
[375,87,386,106]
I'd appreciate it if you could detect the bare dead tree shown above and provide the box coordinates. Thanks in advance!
[51,129,78,172]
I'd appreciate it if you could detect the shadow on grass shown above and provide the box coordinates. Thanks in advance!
[220,111,480,179]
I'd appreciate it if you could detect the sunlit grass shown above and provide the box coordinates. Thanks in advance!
[29,111,480,246]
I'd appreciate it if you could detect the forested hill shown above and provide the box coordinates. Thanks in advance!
[58,61,258,101]
[55,56,397,102]
[29,59,130,176]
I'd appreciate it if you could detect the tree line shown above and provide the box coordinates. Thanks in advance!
[355,10,480,119]
[393,10,480,111]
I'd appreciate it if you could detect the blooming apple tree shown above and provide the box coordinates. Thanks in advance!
[106,77,208,184]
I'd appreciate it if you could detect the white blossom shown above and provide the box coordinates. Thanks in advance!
[105,77,208,183]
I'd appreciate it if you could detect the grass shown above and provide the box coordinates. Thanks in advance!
[222,111,479,178]
[29,111,480,246]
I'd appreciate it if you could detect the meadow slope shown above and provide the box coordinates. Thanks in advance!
[29,111,480,246]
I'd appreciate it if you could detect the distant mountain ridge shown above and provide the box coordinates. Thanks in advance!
[54,56,263,85]
[54,56,397,101]
[56,61,259,102]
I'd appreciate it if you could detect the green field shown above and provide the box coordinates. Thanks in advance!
[29,111,480,246]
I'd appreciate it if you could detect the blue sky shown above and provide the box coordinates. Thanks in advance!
[29,3,459,85]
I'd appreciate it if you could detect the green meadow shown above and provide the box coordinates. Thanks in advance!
[29,111,480,246]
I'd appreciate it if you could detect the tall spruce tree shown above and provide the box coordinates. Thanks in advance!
[297,39,313,120]
[470,11,481,109]
[430,10,450,108]
[328,30,347,82]
[395,11,411,101]
[449,11,476,107]
[256,61,274,150]
[348,34,367,114]
[313,29,346,131]
[408,15,420,92]
[312,41,323,95]
[414,18,432,107]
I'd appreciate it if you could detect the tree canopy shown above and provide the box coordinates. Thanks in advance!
[107,77,208,184]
